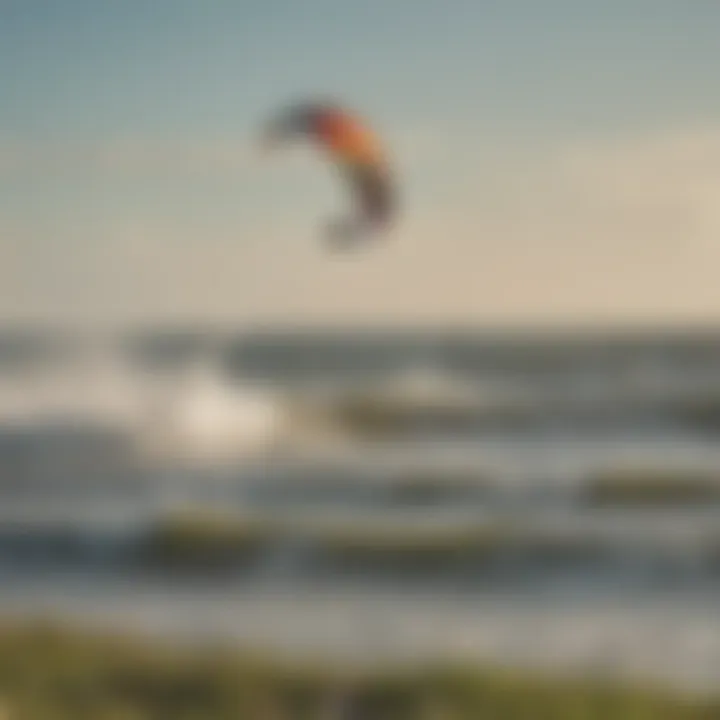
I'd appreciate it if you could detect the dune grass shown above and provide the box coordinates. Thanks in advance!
[0,622,715,719]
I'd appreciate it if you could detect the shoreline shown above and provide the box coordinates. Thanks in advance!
[0,619,717,719]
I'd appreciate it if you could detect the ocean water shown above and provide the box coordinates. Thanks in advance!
[2,326,720,692]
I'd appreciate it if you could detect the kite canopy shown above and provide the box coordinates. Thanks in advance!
[261,99,396,247]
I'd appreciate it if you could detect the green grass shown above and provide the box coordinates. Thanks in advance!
[0,622,716,719]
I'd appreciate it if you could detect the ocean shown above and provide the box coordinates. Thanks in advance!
[1,325,720,692]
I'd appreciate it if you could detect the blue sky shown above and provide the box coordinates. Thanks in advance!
[3,1,720,325]
[4,1,720,138]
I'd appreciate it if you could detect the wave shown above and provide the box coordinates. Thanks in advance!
[2,503,720,592]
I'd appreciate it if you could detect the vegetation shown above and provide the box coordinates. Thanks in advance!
[0,622,716,719]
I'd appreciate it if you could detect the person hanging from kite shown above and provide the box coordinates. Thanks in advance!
[260,99,397,249]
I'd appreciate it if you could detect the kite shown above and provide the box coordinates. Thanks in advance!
[260,99,397,249]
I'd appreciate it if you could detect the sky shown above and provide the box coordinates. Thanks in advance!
[3,0,720,327]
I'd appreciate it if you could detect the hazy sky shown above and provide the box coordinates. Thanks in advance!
[3,1,720,326]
